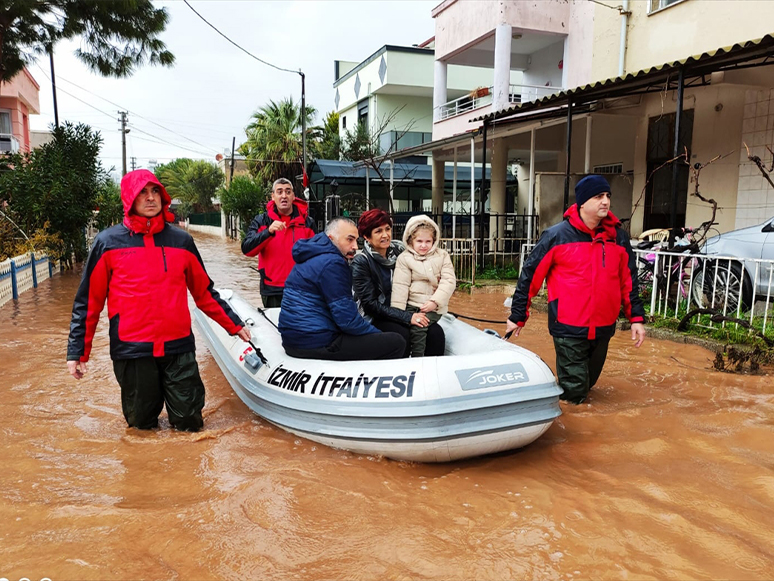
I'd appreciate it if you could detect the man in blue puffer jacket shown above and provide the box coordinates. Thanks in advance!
[279,217,406,360]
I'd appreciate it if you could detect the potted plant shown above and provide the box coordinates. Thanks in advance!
[475,86,490,98]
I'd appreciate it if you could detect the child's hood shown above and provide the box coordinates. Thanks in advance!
[402,214,441,257]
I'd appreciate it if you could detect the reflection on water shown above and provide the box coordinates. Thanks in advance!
[0,232,772,580]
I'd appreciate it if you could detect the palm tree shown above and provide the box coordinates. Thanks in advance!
[156,158,223,218]
[240,97,316,187]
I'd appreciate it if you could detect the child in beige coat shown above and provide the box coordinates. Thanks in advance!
[391,215,456,356]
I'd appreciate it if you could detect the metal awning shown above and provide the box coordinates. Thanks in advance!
[475,34,774,123]
[307,159,512,185]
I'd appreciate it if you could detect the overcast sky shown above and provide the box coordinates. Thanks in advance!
[28,0,437,177]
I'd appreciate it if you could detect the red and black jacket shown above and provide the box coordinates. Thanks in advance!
[67,170,244,362]
[510,206,645,340]
[241,199,315,296]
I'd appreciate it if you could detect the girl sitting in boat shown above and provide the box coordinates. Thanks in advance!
[391,215,456,357]
[351,209,445,358]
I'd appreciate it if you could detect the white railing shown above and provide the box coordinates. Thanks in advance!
[510,83,564,103]
[516,243,773,337]
[436,84,565,121]
[437,91,493,121]
[0,252,58,308]
[440,238,476,284]
[634,248,774,336]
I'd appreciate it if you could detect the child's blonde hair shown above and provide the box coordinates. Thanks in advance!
[407,225,436,246]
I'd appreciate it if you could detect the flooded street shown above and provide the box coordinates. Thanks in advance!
[2,232,773,580]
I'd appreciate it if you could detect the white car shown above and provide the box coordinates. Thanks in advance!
[693,215,774,311]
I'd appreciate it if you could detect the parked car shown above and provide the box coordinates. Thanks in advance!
[691,215,774,311]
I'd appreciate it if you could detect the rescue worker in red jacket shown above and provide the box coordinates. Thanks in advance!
[66,169,251,431]
[241,178,316,307]
[506,175,646,404]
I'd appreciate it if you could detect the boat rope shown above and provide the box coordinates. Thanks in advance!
[449,311,507,325]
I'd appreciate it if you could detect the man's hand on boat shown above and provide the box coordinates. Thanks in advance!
[505,319,521,340]
[410,312,430,327]
[67,360,88,380]
[236,327,251,342]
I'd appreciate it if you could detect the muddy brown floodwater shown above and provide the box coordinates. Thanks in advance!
[1,232,773,581]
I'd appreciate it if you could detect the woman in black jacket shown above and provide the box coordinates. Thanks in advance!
[351,209,445,357]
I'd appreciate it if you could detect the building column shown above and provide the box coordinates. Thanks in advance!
[432,153,445,217]
[433,60,448,122]
[584,116,592,173]
[493,24,512,112]
[489,137,508,247]
[528,128,536,245]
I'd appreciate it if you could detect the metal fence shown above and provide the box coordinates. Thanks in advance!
[440,238,476,285]
[634,248,774,337]
[189,212,222,227]
[0,252,58,308]
[514,243,774,338]
[389,212,539,268]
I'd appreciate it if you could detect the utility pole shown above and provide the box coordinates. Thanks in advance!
[118,111,129,176]
[130,157,137,171]
[230,136,236,184]
[300,71,306,184]
[48,45,59,129]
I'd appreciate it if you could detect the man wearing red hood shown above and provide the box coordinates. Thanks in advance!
[241,178,316,307]
[67,169,251,432]
[506,175,646,405]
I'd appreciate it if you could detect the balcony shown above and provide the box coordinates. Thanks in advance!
[0,134,20,153]
[436,83,564,122]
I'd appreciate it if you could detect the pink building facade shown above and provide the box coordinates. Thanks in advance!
[0,68,41,153]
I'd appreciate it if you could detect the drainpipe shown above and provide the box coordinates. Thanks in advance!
[618,0,630,77]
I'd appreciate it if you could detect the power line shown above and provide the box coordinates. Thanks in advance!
[41,67,220,155]
[182,0,298,75]
[34,63,224,158]
[35,64,115,120]
[128,127,218,157]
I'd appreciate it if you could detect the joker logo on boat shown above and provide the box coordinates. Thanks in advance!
[455,363,529,391]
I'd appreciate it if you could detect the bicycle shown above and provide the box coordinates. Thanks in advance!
[635,228,703,304]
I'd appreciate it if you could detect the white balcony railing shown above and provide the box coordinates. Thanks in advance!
[0,133,20,153]
[436,83,565,121]
[511,83,564,104]
[437,90,493,121]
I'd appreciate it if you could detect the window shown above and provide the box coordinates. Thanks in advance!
[592,163,624,174]
[0,110,16,153]
[342,115,347,130]
[378,131,434,154]
[649,0,685,13]
[357,100,369,127]
[0,110,11,135]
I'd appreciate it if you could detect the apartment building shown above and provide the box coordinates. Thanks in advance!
[0,68,40,154]
[393,0,774,245]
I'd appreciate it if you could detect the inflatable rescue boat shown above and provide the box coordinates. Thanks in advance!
[194,290,562,462]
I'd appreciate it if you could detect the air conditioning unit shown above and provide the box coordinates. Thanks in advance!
[0,134,20,153]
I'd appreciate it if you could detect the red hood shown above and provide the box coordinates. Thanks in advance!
[564,204,620,238]
[266,197,309,222]
[121,169,175,233]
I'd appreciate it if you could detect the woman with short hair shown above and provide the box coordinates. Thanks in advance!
[351,209,445,357]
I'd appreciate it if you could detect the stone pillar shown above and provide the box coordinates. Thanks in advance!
[432,153,445,217]
[433,60,448,122]
[493,24,512,112]
[489,138,508,248]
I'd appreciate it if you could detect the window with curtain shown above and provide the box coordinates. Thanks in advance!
[0,110,12,135]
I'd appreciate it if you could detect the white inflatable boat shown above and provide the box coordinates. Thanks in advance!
[194,290,562,462]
